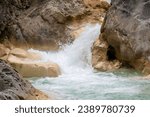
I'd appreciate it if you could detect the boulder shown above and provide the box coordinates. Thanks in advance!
[0,47,61,78]
[7,55,61,78]
[0,60,48,100]
[97,0,150,75]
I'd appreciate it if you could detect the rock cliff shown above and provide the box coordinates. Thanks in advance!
[0,0,109,50]
[93,0,150,74]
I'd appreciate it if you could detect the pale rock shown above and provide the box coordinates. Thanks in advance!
[7,55,61,78]
[10,48,41,60]
[92,31,122,72]
[94,60,121,71]
[0,44,10,59]
[92,36,108,67]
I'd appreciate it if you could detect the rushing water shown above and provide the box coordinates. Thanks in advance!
[106,0,111,4]
[29,24,150,100]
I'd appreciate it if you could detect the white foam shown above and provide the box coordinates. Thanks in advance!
[29,24,101,74]
[106,0,111,4]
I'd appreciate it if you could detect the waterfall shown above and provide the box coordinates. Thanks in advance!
[29,24,101,74]
[106,0,111,4]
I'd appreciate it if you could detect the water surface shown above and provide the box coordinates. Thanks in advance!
[29,24,150,100]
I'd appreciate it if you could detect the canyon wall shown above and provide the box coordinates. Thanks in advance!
[0,0,109,50]
[0,0,110,99]
[93,0,150,74]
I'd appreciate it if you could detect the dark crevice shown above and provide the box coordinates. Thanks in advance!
[107,45,116,61]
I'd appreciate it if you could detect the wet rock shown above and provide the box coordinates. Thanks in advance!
[0,60,48,100]
[100,0,150,74]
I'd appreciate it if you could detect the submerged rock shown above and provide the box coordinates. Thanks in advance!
[99,0,150,75]
[0,60,48,100]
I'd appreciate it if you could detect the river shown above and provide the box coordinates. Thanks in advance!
[28,24,150,100]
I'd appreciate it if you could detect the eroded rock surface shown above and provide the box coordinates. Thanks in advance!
[0,0,109,50]
[0,60,48,100]
[92,35,121,71]
[98,0,150,74]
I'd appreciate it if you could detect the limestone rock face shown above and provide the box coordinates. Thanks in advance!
[0,0,31,35]
[0,0,109,50]
[0,60,48,100]
[99,0,150,74]
[0,0,85,50]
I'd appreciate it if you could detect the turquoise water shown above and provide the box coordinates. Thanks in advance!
[29,69,150,100]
